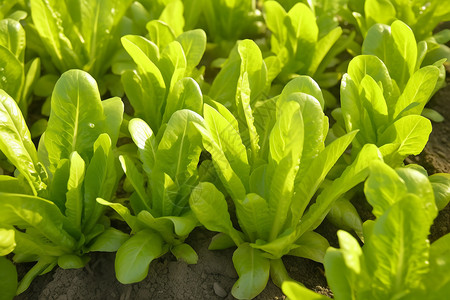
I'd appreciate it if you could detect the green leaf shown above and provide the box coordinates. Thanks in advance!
[299,144,382,235]
[162,77,203,125]
[393,66,440,119]
[364,0,396,32]
[159,0,184,36]
[83,134,119,232]
[268,101,304,239]
[171,243,198,264]
[288,231,330,263]
[429,173,450,211]
[327,199,363,238]
[390,20,417,87]
[57,254,89,269]
[0,228,15,256]
[231,243,270,299]
[287,3,318,74]
[0,18,25,60]
[364,196,431,297]
[101,97,124,147]
[209,233,236,250]
[269,101,303,165]
[96,198,140,232]
[153,110,203,212]
[119,155,150,211]
[0,256,17,300]
[88,228,129,252]
[379,115,431,165]
[159,41,187,90]
[323,232,361,300]
[121,35,166,131]
[189,182,243,245]
[396,167,437,222]
[291,130,358,222]
[0,90,43,194]
[128,118,156,177]
[0,193,76,249]
[364,161,407,218]
[147,20,176,50]
[115,229,165,284]
[0,175,32,195]
[282,280,329,300]
[236,40,267,104]
[48,159,70,211]
[235,193,271,242]
[65,152,85,229]
[425,234,450,298]
[203,104,249,185]
[0,40,24,103]
[42,70,105,173]
[29,0,80,71]
[16,256,56,294]
[175,29,206,73]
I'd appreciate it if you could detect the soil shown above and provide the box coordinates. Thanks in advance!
[14,53,450,300]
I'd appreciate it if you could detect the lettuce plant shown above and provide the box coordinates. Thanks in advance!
[334,52,440,167]
[188,40,381,299]
[263,1,353,87]
[362,20,446,94]
[0,69,124,295]
[98,110,204,284]
[283,161,450,300]
[27,0,133,80]
[119,27,206,133]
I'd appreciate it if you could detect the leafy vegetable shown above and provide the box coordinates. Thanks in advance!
[0,70,124,294]
[335,52,436,167]
[283,161,450,300]
[119,26,206,133]
[98,109,204,284]
[190,44,381,297]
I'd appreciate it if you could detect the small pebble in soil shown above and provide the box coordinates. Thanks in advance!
[213,282,228,298]
[202,283,208,290]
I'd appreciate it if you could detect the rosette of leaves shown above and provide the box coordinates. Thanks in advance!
[98,109,204,284]
[334,50,440,167]
[262,1,354,88]
[118,26,206,134]
[361,20,447,97]
[283,161,450,300]
[188,40,382,299]
[0,70,124,297]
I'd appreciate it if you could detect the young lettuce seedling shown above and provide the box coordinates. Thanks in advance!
[119,27,206,134]
[98,109,204,284]
[0,70,124,296]
[283,161,450,300]
[188,39,382,299]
